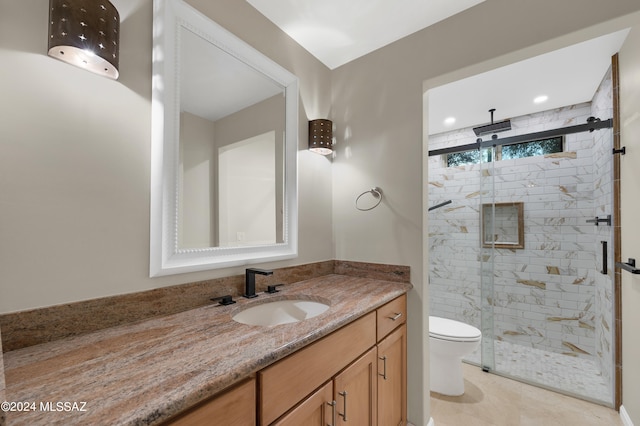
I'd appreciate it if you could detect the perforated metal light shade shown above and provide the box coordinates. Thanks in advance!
[309,119,333,155]
[48,0,120,80]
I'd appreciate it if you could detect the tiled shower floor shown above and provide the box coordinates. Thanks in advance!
[465,340,612,405]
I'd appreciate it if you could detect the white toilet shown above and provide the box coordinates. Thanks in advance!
[429,316,482,396]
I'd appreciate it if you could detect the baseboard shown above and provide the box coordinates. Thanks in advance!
[406,416,434,426]
[621,405,634,426]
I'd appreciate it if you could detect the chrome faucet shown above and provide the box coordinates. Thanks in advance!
[244,268,273,298]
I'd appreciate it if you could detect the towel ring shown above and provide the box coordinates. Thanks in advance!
[355,187,383,211]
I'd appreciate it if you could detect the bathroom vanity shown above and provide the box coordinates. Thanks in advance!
[168,294,406,425]
[2,274,410,425]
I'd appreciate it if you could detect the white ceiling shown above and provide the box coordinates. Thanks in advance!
[247,0,486,70]
[427,29,631,135]
[180,28,283,122]
[245,1,629,138]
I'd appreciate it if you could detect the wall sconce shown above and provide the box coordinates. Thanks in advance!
[48,0,120,80]
[309,119,333,155]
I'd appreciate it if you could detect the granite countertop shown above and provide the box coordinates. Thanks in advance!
[3,274,411,425]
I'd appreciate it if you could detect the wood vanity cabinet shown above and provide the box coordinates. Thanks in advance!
[164,294,407,426]
[271,381,334,426]
[376,294,406,340]
[377,324,407,426]
[262,294,407,426]
[164,377,256,426]
[273,347,378,426]
[333,347,378,425]
[376,295,407,426]
[259,311,377,425]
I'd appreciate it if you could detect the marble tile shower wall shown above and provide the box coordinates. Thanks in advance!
[428,101,610,360]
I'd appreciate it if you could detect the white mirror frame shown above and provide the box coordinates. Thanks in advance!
[150,0,298,277]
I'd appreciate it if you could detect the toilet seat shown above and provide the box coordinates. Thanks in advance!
[429,316,481,342]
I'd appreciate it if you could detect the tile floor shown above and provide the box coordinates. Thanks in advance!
[466,340,613,404]
[430,363,622,426]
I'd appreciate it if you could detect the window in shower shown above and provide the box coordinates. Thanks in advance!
[501,136,563,160]
[446,147,493,167]
[445,136,564,167]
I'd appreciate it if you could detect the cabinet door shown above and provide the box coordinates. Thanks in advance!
[377,324,406,426]
[334,348,377,426]
[165,378,255,426]
[272,381,334,426]
[260,312,376,425]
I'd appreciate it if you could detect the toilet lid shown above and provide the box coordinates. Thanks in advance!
[429,316,481,340]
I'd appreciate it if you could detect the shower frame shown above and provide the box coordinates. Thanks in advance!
[427,85,620,406]
[474,117,617,405]
[428,117,612,158]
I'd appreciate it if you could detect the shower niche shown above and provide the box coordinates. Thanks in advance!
[481,202,524,249]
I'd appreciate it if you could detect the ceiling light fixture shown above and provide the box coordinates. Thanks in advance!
[533,95,548,104]
[308,119,333,155]
[48,0,120,80]
[444,117,456,126]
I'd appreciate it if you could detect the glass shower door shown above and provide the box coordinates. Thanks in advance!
[479,145,496,372]
[477,123,615,406]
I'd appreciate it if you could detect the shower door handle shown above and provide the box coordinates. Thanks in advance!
[601,241,607,275]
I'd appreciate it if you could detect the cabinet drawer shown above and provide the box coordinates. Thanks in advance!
[376,295,406,341]
[271,381,333,426]
[165,378,256,426]
[259,311,376,425]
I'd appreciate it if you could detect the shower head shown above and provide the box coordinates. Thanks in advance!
[473,108,512,136]
[473,119,512,136]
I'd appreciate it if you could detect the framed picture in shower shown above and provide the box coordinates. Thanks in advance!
[481,202,524,249]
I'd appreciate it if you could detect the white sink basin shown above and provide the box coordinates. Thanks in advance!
[232,299,330,326]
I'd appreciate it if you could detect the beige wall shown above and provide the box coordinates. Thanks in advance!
[332,2,640,424]
[214,95,286,244]
[179,112,217,247]
[0,327,4,426]
[0,0,333,314]
[3,0,640,425]
[619,26,640,425]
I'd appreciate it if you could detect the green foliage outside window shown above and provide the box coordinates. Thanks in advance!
[445,136,563,167]
[501,137,563,160]
[447,148,493,167]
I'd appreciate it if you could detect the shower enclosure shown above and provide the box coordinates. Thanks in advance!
[427,68,615,405]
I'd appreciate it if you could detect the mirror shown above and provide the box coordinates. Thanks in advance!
[151,0,298,276]
[481,202,524,249]
[178,27,286,249]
